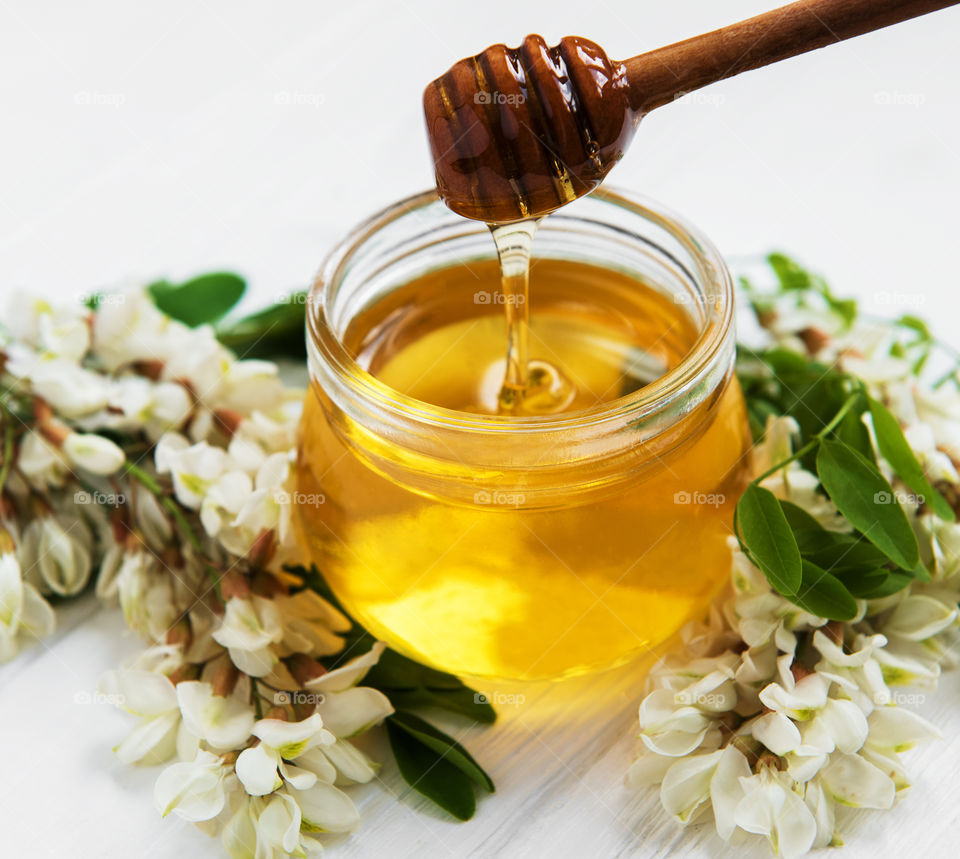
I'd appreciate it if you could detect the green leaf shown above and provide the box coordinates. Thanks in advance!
[365,651,497,723]
[386,718,477,820]
[768,252,813,291]
[736,485,802,594]
[868,397,955,522]
[388,712,493,792]
[801,535,890,575]
[216,292,308,359]
[778,500,823,532]
[840,568,912,600]
[832,401,875,465]
[148,272,246,327]
[790,560,858,620]
[815,440,919,570]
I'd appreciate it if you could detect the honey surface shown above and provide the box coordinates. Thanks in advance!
[295,259,751,680]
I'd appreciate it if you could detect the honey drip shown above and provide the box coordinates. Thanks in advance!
[489,220,575,415]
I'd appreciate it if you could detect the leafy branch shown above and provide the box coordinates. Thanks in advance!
[735,255,955,620]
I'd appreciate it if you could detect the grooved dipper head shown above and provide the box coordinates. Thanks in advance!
[423,34,639,223]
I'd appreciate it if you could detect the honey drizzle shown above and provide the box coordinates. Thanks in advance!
[488,219,539,413]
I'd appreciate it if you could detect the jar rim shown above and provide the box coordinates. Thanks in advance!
[306,187,734,433]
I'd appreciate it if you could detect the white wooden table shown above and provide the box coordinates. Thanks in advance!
[3,2,960,856]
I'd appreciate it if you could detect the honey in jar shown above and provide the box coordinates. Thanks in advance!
[294,189,751,681]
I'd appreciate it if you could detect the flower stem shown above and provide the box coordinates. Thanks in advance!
[122,461,202,552]
[749,389,863,486]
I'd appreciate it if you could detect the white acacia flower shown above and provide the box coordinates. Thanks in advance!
[819,752,895,809]
[37,311,90,362]
[98,668,191,764]
[913,384,960,461]
[155,435,230,510]
[215,360,285,414]
[91,288,170,371]
[213,597,284,677]
[200,470,254,539]
[27,358,112,417]
[5,293,84,347]
[134,489,173,554]
[865,707,941,755]
[219,453,293,556]
[915,515,960,580]
[235,714,334,796]
[158,324,234,402]
[657,745,750,832]
[176,679,256,751]
[222,785,359,859]
[902,423,959,485]
[0,550,55,662]
[883,594,958,641]
[274,589,352,657]
[637,689,715,756]
[116,550,176,642]
[155,749,232,822]
[758,659,829,721]
[734,765,817,859]
[872,638,941,688]
[16,430,70,489]
[62,432,125,475]
[19,516,92,597]
[802,780,838,849]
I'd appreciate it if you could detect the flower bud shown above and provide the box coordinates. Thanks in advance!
[62,432,125,475]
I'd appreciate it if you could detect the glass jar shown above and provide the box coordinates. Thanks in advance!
[294,188,752,681]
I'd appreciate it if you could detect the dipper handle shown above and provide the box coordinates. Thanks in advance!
[424,0,960,223]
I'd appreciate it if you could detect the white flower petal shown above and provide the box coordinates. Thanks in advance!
[236,744,282,796]
[154,751,226,821]
[710,745,750,841]
[820,753,895,809]
[866,707,941,752]
[304,641,386,692]
[315,687,393,737]
[253,714,331,758]
[321,739,379,784]
[295,781,361,833]
[660,750,723,823]
[752,712,802,755]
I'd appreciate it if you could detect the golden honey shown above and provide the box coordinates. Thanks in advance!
[295,194,751,681]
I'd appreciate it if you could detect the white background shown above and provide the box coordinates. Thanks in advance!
[2,2,960,857]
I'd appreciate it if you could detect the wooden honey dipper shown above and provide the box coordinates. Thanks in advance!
[424,0,959,223]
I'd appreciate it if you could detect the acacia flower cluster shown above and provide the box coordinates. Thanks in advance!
[629,286,960,857]
[0,289,393,857]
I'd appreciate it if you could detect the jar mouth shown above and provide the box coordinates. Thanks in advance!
[306,187,734,434]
